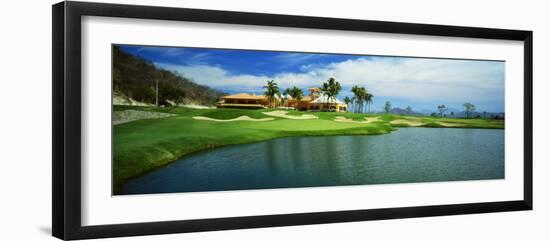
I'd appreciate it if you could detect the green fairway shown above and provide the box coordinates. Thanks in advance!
[112,105,504,194]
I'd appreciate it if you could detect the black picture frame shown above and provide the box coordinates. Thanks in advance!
[52,1,533,240]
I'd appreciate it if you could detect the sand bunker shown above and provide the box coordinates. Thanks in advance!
[334,116,382,124]
[364,116,383,123]
[435,121,466,127]
[390,119,425,127]
[262,110,318,120]
[193,116,274,122]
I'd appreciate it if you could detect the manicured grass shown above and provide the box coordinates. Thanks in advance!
[114,105,268,119]
[112,106,504,194]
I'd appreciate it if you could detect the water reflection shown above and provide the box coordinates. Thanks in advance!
[122,128,505,195]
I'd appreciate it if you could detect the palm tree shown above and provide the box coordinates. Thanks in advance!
[286,86,304,109]
[351,85,363,113]
[364,92,373,113]
[350,96,357,113]
[321,77,342,111]
[351,86,369,114]
[283,88,292,107]
[292,87,304,109]
[343,96,351,111]
[263,80,280,108]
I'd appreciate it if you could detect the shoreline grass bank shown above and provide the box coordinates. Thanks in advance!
[112,105,504,194]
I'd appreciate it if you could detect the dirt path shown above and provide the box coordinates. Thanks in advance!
[193,116,274,122]
[262,110,318,120]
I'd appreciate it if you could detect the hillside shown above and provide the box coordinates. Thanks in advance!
[112,45,226,106]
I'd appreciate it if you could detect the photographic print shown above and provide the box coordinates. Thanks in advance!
[112,44,505,195]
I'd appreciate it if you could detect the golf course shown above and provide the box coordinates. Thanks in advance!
[112,105,504,194]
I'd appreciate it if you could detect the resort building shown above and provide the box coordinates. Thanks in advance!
[216,93,270,109]
[217,87,348,112]
[294,88,347,112]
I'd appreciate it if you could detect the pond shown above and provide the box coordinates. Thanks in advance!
[121,128,504,195]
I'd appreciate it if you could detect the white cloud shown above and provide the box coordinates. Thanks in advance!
[155,57,504,104]
[271,53,327,68]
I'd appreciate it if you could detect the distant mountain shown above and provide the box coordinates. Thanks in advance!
[113,45,226,106]
[388,107,425,116]
[419,109,435,114]
[417,107,460,115]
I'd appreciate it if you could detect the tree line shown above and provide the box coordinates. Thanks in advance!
[259,77,498,119]
[263,77,374,113]
[343,86,373,114]
[430,102,502,119]
[431,103,476,118]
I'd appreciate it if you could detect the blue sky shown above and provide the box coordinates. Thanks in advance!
[119,45,505,113]
[121,45,365,76]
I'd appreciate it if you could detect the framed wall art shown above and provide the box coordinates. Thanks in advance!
[52,1,533,240]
